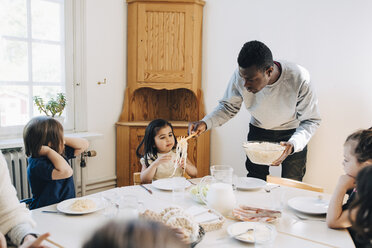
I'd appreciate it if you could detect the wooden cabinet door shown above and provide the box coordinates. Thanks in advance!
[137,3,193,84]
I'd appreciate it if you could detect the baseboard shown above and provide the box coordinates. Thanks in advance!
[75,176,117,196]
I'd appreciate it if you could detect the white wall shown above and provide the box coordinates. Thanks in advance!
[83,0,126,188]
[202,0,372,192]
[83,0,372,193]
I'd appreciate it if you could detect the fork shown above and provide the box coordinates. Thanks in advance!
[140,185,153,194]
[187,179,196,185]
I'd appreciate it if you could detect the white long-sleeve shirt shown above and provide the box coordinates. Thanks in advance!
[0,152,36,246]
[202,60,321,153]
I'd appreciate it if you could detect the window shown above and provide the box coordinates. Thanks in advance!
[0,0,74,137]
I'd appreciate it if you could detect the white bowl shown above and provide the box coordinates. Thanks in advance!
[243,141,285,165]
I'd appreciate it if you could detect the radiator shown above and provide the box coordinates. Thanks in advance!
[2,148,32,200]
[1,148,79,200]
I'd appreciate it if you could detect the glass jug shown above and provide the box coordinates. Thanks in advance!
[198,165,236,216]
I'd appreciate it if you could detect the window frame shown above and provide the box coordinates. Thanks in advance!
[0,0,86,138]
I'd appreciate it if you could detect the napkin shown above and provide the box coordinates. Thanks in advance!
[186,206,220,223]
[185,206,209,216]
[194,212,220,223]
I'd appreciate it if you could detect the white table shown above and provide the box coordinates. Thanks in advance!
[31,181,354,248]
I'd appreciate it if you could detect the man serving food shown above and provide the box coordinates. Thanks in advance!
[188,40,321,181]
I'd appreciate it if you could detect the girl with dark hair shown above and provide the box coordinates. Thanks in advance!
[326,127,372,247]
[136,119,197,184]
[23,116,89,209]
[348,166,372,247]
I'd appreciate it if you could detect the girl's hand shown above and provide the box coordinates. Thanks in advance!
[153,154,172,167]
[177,160,186,169]
[20,233,51,248]
[39,146,51,156]
[338,174,356,190]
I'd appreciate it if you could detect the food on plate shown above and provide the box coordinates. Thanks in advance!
[190,184,210,203]
[162,208,190,223]
[70,198,96,212]
[160,206,182,218]
[196,209,225,232]
[237,229,255,242]
[141,207,199,243]
[232,205,281,223]
[141,209,162,222]
[228,222,276,244]
[242,141,285,165]
[166,215,199,240]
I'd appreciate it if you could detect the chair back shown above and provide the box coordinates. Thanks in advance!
[266,175,324,193]
[133,172,141,185]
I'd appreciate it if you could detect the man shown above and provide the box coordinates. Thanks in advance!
[189,40,321,181]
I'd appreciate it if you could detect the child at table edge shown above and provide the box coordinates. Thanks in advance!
[23,116,89,210]
[0,152,51,247]
[136,119,197,184]
[326,127,372,247]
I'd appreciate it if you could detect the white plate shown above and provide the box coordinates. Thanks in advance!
[287,196,329,214]
[56,197,105,215]
[227,222,276,244]
[152,178,192,191]
[236,177,267,190]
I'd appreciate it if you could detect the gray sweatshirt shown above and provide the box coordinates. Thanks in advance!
[202,60,321,153]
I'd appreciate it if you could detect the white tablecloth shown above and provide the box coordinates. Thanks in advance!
[31,180,354,248]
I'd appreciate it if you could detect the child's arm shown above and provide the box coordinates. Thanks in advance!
[181,158,197,177]
[140,154,172,184]
[64,137,89,157]
[39,146,73,180]
[326,174,355,228]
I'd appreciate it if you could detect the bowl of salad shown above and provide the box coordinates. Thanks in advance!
[189,184,210,204]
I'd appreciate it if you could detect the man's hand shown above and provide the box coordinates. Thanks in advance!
[20,233,50,248]
[271,142,293,166]
[188,121,207,136]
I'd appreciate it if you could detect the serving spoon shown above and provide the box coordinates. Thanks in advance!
[217,228,254,241]
[231,228,255,239]
[264,185,280,193]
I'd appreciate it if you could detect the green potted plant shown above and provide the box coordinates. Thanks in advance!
[33,93,67,122]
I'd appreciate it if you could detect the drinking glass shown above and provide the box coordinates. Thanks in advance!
[270,187,286,211]
[118,195,144,220]
[210,165,234,185]
[172,177,186,203]
[101,191,119,218]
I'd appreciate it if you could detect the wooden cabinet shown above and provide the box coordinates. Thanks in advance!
[126,0,204,93]
[116,0,209,187]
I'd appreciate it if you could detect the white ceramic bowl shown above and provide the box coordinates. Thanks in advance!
[243,141,285,165]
